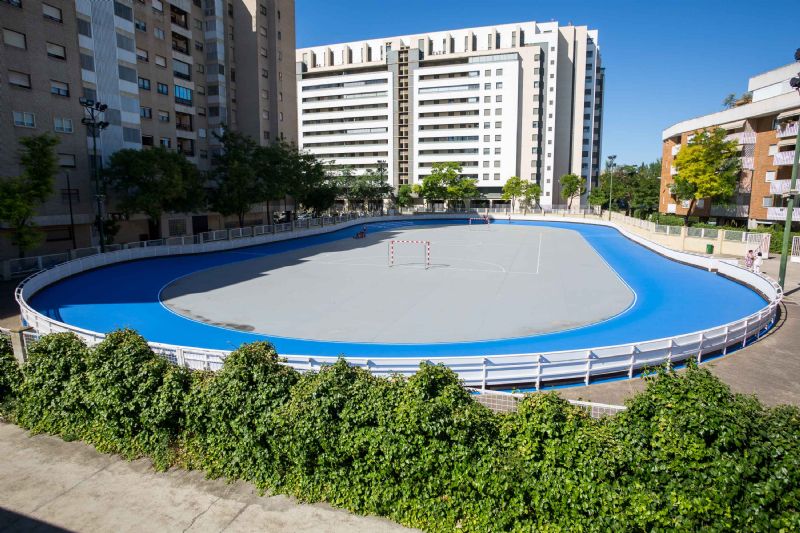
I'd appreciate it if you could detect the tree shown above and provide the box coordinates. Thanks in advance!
[629,161,661,216]
[207,130,264,228]
[396,184,414,209]
[671,128,741,225]
[722,93,737,109]
[415,162,480,208]
[254,141,293,223]
[559,173,586,210]
[289,150,338,215]
[588,161,661,217]
[106,147,205,237]
[501,176,525,212]
[0,134,60,257]
[521,181,542,212]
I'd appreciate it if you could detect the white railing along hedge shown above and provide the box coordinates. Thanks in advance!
[14,214,782,390]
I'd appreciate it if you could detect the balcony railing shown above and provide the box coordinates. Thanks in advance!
[725,131,756,145]
[774,150,796,166]
[671,144,680,156]
[741,156,754,170]
[770,179,793,195]
[767,207,800,220]
[777,121,798,139]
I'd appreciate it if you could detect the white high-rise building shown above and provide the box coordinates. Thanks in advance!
[296,21,604,208]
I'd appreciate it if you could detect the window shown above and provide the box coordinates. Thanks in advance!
[762,197,773,208]
[483,173,489,180]
[157,82,168,95]
[196,85,205,95]
[484,122,490,129]
[152,0,163,12]
[136,48,148,62]
[154,27,165,40]
[495,121,502,128]
[8,70,31,88]
[54,117,73,132]
[80,53,94,71]
[140,107,152,119]
[12,111,35,127]
[494,147,501,154]
[50,80,69,96]
[483,135,490,142]
[160,137,171,148]
[113,1,133,20]
[122,127,140,143]
[42,3,62,22]
[141,135,154,147]
[83,87,97,101]
[168,219,187,237]
[138,77,151,90]
[259,4,267,15]
[116,33,134,52]
[57,153,76,167]
[483,148,490,155]
[484,69,491,76]
[135,19,146,31]
[158,110,169,122]
[173,59,191,80]
[196,64,205,73]
[77,18,91,37]
[278,31,281,40]
[484,83,490,90]
[118,65,136,83]
[766,170,776,182]
[768,144,778,156]
[496,95,502,102]
[483,161,489,168]
[261,68,269,78]
[496,82,503,89]
[484,109,491,116]
[495,134,501,141]
[155,55,166,67]
[494,160,500,167]
[195,40,203,51]
[193,18,203,30]
[494,173,500,180]
[197,106,206,116]
[3,28,26,49]
[495,68,503,75]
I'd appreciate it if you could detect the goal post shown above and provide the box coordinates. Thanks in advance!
[468,216,491,230]
[388,240,431,269]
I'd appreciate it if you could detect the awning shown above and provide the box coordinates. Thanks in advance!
[776,108,800,120]
[718,119,745,130]
[778,138,797,147]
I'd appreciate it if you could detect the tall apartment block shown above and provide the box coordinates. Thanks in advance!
[660,62,800,227]
[0,0,295,258]
[296,21,604,208]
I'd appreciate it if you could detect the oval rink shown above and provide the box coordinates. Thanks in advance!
[29,219,767,358]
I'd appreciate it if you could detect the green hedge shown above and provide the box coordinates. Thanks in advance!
[4,329,800,531]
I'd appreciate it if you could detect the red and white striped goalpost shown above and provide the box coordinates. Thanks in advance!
[388,240,431,269]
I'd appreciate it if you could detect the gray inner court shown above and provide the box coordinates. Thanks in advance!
[161,223,635,343]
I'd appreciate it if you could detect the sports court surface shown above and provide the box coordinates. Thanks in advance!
[29,219,767,357]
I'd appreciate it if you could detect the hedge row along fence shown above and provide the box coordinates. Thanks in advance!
[1,330,799,531]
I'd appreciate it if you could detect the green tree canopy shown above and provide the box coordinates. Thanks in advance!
[416,162,480,206]
[521,181,542,210]
[208,130,264,228]
[588,160,661,217]
[0,133,60,256]
[501,176,524,210]
[671,128,741,224]
[559,173,586,209]
[396,184,414,208]
[106,147,205,237]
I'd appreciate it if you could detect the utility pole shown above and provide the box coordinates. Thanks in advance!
[778,49,800,288]
[80,98,109,252]
[607,154,617,220]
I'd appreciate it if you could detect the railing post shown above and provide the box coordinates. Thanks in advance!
[9,326,33,364]
[722,326,730,355]
[535,355,542,391]
[742,318,750,348]
[696,333,704,363]
[176,347,186,367]
[628,347,636,378]
[585,350,592,385]
[481,357,487,390]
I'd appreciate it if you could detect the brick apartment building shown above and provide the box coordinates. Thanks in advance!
[0,0,296,259]
[660,61,800,228]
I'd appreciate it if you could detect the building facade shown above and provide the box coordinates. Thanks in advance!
[296,21,603,208]
[660,62,800,227]
[1,0,295,258]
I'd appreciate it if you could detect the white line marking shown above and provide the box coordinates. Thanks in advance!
[536,232,543,275]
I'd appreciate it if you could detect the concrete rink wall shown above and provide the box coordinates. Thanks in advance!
[161,223,634,343]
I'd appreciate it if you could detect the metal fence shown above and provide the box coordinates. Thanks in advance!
[468,388,627,417]
[13,213,782,390]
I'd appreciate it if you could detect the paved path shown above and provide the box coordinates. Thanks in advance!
[558,256,800,407]
[0,423,414,533]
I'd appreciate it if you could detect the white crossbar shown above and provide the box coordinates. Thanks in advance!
[388,240,431,269]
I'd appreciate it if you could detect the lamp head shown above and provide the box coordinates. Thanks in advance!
[79,97,93,107]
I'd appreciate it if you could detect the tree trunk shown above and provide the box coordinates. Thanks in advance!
[683,198,696,226]
[238,212,245,228]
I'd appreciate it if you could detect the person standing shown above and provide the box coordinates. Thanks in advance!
[753,251,763,274]
[744,249,755,271]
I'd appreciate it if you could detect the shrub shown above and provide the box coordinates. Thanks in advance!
[84,329,189,468]
[0,336,23,419]
[16,333,89,438]
[183,341,299,487]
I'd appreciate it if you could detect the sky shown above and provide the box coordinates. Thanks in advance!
[296,0,800,167]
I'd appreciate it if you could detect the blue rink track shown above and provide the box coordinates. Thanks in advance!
[29,220,767,357]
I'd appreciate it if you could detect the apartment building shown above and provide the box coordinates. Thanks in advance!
[660,61,800,227]
[296,21,604,208]
[0,0,295,258]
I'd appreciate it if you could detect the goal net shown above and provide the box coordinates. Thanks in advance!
[388,240,431,269]
[468,217,491,230]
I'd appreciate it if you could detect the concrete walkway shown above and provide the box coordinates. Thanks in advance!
[0,423,413,533]
[558,256,800,407]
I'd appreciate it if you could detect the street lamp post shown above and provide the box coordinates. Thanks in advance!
[607,154,617,220]
[65,171,77,249]
[80,98,109,252]
[777,49,800,288]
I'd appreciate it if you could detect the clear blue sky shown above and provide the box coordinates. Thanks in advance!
[296,0,800,167]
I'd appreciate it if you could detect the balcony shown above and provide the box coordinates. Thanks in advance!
[725,131,757,144]
[777,121,798,138]
[767,207,800,221]
[671,144,680,156]
[770,179,793,195]
[670,166,677,175]
[741,156,754,170]
[710,204,749,217]
[774,150,796,166]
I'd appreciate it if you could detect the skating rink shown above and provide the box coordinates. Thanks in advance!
[161,223,634,343]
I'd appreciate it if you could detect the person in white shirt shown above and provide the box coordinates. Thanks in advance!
[753,252,763,274]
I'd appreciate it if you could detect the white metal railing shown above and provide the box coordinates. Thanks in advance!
[468,388,627,417]
[777,121,799,139]
[792,236,800,264]
[14,214,782,390]
[767,207,800,221]
[770,180,793,195]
